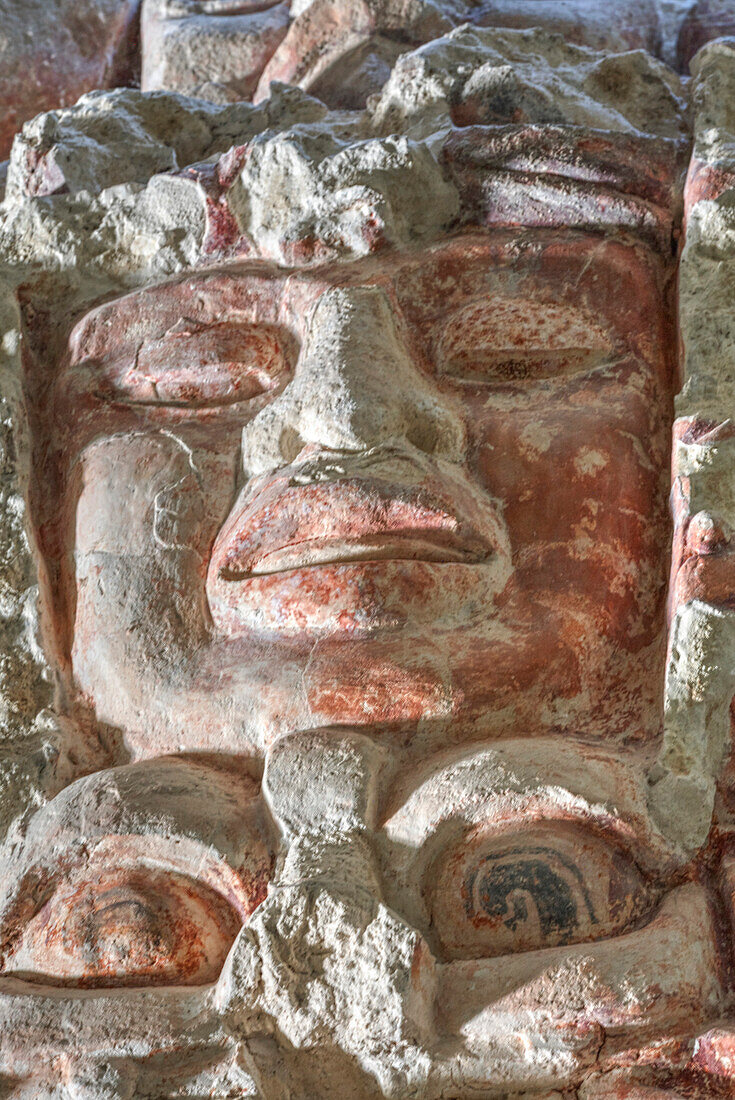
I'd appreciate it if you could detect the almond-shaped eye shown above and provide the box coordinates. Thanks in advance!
[197,0,279,11]
[3,867,242,988]
[97,322,292,408]
[428,822,656,961]
[434,298,615,383]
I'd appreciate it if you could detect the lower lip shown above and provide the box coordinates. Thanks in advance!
[207,558,508,638]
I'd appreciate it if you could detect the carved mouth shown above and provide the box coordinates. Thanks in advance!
[206,447,511,636]
[212,475,499,581]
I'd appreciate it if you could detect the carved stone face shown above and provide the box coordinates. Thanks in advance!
[6,227,699,1093]
[37,230,673,759]
[3,19,724,1096]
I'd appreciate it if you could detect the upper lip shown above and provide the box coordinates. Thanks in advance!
[211,447,504,580]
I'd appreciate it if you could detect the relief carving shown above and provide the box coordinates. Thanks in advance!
[0,11,733,1099]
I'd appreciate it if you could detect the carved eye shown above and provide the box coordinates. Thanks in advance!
[197,0,280,11]
[3,866,242,988]
[428,822,655,960]
[434,298,615,383]
[94,321,291,408]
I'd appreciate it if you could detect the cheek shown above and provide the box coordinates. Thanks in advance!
[470,383,670,616]
[73,436,236,560]
[69,435,237,664]
[475,391,667,540]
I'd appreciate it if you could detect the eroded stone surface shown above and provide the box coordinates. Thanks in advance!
[254,0,664,110]
[0,0,140,161]
[678,0,735,69]
[141,0,291,101]
[0,12,733,1100]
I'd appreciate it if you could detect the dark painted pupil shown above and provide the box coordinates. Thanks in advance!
[466,845,597,945]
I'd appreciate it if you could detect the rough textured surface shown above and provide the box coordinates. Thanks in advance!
[0,0,140,161]
[0,8,735,1100]
[678,0,735,68]
[0,0,698,182]
[141,0,291,101]
[254,0,664,110]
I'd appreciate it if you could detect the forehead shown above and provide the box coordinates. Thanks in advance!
[65,231,670,367]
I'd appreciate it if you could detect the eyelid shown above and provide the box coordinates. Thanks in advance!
[0,759,276,978]
[83,322,294,409]
[434,297,617,383]
[381,743,675,874]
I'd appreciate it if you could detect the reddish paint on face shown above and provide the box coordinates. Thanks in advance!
[34,229,675,758]
[5,866,242,988]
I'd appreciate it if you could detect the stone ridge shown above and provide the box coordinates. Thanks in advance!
[1,29,688,279]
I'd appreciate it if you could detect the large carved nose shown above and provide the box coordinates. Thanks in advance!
[241,286,465,478]
[207,287,504,639]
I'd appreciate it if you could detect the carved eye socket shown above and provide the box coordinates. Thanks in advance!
[428,823,655,960]
[4,866,242,988]
[94,321,291,409]
[435,298,615,383]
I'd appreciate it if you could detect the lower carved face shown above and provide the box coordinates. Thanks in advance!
[38,231,673,756]
[0,734,722,1094]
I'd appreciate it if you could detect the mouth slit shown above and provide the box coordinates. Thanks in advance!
[219,536,492,580]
